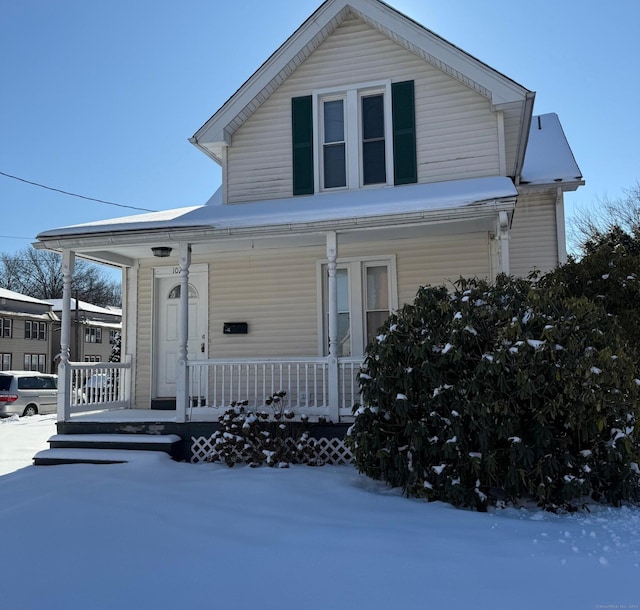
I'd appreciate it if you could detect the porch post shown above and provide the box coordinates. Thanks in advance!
[498,211,510,276]
[326,231,340,422]
[57,249,75,422]
[175,243,191,422]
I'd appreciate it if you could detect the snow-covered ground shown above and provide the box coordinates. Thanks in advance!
[1,415,639,610]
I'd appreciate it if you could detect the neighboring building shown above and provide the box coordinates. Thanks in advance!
[47,299,122,366]
[36,0,583,430]
[0,288,58,373]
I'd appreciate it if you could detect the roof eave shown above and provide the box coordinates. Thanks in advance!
[35,197,517,258]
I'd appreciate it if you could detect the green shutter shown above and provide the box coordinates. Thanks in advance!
[392,80,417,185]
[292,96,314,196]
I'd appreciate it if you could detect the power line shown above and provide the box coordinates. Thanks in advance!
[0,235,33,241]
[0,170,157,212]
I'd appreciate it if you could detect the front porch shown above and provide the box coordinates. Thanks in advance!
[53,357,360,463]
[58,356,363,420]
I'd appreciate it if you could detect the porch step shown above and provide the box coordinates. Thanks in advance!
[33,433,183,466]
[33,448,174,466]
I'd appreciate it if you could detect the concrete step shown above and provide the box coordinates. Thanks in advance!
[47,433,182,455]
[33,448,174,466]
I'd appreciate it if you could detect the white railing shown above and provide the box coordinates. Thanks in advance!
[67,358,132,413]
[187,358,330,415]
[338,357,365,415]
[186,356,364,420]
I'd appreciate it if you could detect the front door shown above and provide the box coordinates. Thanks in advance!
[153,265,208,398]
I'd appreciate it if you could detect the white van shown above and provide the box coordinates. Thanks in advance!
[0,371,58,417]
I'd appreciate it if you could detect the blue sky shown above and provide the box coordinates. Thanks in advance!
[1,0,638,258]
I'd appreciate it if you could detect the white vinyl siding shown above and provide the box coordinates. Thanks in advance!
[338,232,492,306]
[226,16,499,203]
[509,191,559,277]
[209,247,322,358]
[135,267,154,407]
[133,231,493,404]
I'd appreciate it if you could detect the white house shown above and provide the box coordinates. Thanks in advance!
[35,0,582,457]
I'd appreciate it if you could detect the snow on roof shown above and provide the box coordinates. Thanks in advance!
[0,287,52,306]
[521,113,583,186]
[47,298,122,317]
[37,176,518,240]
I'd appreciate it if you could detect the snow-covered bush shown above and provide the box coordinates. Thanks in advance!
[206,394,324,468]
[347,275,640,511]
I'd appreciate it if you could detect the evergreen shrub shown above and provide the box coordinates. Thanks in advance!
[346,275,640,511]
[206,393,324,468]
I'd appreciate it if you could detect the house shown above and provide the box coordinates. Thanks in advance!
[0,288,59,373]
[47,299,121,366]
[35,0,582,461]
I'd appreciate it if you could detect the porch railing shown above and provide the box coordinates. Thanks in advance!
[186,357,364,419]
[67,358,132,413]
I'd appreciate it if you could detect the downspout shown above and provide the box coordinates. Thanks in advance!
[555,187,568,265]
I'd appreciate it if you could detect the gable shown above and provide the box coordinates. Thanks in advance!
[225,15,505,203]
[191,0,533,180]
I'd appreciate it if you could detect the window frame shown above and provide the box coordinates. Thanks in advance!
[1,353,11,371]
[316,254,397,358]
[1,318,13,338]
[25,321,47,340]
[84,327,103,344]
[312,80,394,192]
[24,353,46,373]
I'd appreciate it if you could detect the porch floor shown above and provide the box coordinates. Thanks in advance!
[66,407,224,423]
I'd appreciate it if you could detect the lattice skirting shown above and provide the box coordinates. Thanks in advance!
[190,435,353,465]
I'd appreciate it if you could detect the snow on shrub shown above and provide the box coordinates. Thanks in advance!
[206,393,324,468]
[346,274,640,511]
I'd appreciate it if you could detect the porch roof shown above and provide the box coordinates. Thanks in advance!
[37,176,517,246]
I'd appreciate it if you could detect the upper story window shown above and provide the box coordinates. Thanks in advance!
[292,80,416,196]
[25,321,47,340]
[1,318,12,339]
[85,327,102,343]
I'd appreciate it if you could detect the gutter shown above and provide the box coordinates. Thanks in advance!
[35,198,517,253]
[513,91,536,185]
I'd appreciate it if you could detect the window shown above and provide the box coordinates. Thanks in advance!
[316,85,391,191]
[109,330,119,345]
[25,321,47,340]
[292,80,416,195]
[364,264,390,346]
[1,354,11,371]
[1,318,12,338]
[84,355,101,363]
[85,327,102,343]
[319,256,397,357]
[361,94,386,185]
[24,354,46,373]
[321,98,347,189]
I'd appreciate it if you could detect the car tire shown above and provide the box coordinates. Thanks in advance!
[22,405,38,417]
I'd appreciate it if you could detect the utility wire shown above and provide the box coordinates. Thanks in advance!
[0,170,157,212]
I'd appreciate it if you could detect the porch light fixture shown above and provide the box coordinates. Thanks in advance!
[151,246,172,258]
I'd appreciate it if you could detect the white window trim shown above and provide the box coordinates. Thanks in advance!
[316,254,398,357]
[312,80,393,193]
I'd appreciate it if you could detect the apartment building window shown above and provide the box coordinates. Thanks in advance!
[1,318,12,338]
[84,355,101,363]
[1,353,11,370]
[24,354,46,373]
[85,327,102,343]
[25,321,47,340]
